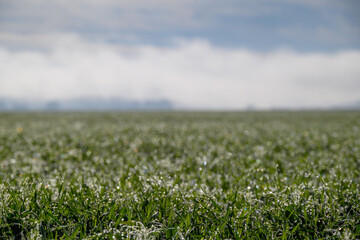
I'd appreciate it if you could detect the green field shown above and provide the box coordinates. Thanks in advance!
[0,112,359,239]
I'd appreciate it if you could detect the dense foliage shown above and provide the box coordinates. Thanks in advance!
[0,112,359,239]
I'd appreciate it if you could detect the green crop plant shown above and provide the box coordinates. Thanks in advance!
[0,112,359,239]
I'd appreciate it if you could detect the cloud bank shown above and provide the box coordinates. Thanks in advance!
[0,33,359,109]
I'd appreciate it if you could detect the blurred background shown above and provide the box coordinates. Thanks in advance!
[0,0,359,111]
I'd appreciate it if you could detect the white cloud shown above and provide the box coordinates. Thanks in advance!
[0,33,359,109]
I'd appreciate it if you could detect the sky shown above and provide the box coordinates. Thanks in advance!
[0,0,359,109]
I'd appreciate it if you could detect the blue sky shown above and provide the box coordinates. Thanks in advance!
[0,0,359,109]
[1,0,359,51]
